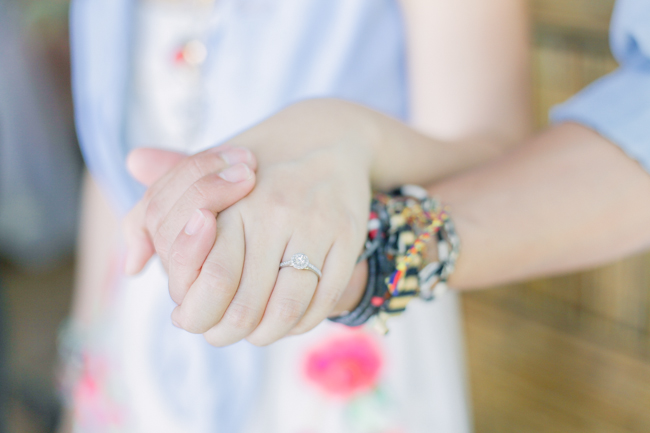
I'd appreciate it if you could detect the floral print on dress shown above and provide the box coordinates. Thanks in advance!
[302,329,405,433]
[304,331,384,399]
[73,353,125,433]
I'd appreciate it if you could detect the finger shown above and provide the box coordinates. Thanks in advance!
[143,148,255,248]
[331,259,369,316]
[127,148,187,187]
[123,200,156,275]
[152,163,255,266]
[245,236,329,346]
[288,240,358,335]
[127,145,249,189]
[124,146,255,274]
[167,209,217,305]
[124,145,257,273]
[123,149,187,274]
[171,208,246,333]
[142,146,254,234]
[201,214,290,346]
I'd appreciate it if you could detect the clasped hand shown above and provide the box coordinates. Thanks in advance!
[123,104,371,346]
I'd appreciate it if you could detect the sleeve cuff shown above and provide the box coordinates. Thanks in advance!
[550,66,650,174]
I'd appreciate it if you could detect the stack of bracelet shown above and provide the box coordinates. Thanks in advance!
[329,185,460,334]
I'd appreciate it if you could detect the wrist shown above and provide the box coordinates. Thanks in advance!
[330,187,460,333]
[227,99,378,176]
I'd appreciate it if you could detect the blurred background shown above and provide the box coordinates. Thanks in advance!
[0,0,81,432]
[0,0,648,432]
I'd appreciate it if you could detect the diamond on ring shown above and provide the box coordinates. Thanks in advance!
[280,253,322,279]
[291,253,309,269]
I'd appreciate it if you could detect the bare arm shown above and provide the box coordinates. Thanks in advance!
[367,0,532,190]
[433,123,650,289]
[331,119,650,312]
[399,0,531,143]
[249,0,533,193]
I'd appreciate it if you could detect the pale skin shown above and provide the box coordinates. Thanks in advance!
[61,0,650,427]
[125,99,650,346]
[88,0,650,349]
[122,0,534,347]
[56,1,536,429]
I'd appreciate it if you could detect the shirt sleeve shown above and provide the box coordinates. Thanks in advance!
[550,0,650,173]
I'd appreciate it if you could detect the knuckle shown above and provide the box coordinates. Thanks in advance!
[181,315,207,334]
[340,210,363,240]
[187,172,225,209]
[152,228,173,260]
[272,297,306,325]
[249,337,281,347]
[319,287,344,313]
[170,251,187,267]
[289,320,318,336]
[185,155,210,180]
[187,179,212,207]
[245,333,275,347]
[254,203,293,233]
[175,306,209,334]
[221,301,260,333]
[203,330,229,348]
[268,199,293,221]
[144,198,164,234]
[290,289,342,337]
[309,207,331,230]
[184,152,224,183]
[201,257,238,288]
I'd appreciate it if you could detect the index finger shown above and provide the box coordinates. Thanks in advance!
[124,146,256,274]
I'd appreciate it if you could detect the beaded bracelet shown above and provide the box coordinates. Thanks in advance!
[329,185,460,334]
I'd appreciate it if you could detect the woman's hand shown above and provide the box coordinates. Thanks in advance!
[125,98,501,346]
[126,101,379,347]
[179,145,371,346]
[172,136,374,346]
[122,145,258,276]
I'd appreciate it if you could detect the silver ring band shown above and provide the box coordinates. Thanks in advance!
[280,253,322,279]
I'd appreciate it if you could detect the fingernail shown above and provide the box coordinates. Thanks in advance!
[184,209,205,235]
[218,163,252,183]
[220,148,253,166]
[172,319,181,328]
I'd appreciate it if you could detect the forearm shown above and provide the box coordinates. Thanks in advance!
[383,0,531,189]
[369,108,514,190]
[399,0,531,143]
[431,123,650,289]
[228,99,521,190]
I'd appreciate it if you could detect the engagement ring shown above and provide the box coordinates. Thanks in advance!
[280,253,322,279]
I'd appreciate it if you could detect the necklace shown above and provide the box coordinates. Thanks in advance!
[128,0,220,153]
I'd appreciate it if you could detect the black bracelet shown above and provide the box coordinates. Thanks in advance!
[328,250,379,326]
[329,197,393,327]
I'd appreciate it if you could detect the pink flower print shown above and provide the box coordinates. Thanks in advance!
[304,332,383,399]
[73,354,123,430]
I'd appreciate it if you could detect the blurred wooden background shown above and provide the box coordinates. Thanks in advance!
[464,0,650,432]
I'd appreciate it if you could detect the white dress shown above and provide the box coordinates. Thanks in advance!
[68,0,472,432]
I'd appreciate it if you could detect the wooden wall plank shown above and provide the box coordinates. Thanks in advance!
[465,1,650,431]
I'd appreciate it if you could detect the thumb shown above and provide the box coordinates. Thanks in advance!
[126,148,189,187]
